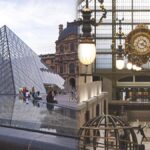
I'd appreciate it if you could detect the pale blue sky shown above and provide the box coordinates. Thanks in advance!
[0,0,76,54]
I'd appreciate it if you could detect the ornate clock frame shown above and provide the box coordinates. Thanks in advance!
[125,24,150,65]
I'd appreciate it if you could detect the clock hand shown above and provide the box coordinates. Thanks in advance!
[143,40,148,46]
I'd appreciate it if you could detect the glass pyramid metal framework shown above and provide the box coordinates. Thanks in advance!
[0,25,64,95]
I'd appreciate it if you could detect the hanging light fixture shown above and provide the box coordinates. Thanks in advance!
[126,62,133,70]
[116,45,125,70]
[132,59,142,71]
[132,64,137,70]
[126,56,133,70]
[78,40,96,65]
[116,58,124,70]
[113,19,144,71]
[115,18,125,70]
[78,0,107,65]
[125,55,143,71]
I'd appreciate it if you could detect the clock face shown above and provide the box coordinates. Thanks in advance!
[125,25,150,56]
[133,35,150,53]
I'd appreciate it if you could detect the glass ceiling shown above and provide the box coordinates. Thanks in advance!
[78,0,150,70]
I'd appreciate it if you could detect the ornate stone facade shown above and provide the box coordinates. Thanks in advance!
[39,54,55,71]
[55,22,78,90]
[40,21,79,90]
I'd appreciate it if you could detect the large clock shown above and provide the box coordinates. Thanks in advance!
[132,33,150,55]
[125,24,150,56]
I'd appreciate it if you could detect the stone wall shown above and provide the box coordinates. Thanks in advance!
[77,92,108,128]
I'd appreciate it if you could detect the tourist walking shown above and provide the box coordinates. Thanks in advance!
[137,124,148,143]
[25,90,30,104]
[31,86,35,99]
[22,87,26,102]
[46,90,57,111]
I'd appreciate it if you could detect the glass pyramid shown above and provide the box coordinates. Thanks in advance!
[0,25,64,94]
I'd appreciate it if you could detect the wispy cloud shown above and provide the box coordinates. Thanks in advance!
[0,0,76,54]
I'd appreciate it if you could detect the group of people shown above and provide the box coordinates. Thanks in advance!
[19,87,41,105]
[19,86,58,110]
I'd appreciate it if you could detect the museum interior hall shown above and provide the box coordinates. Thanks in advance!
[77,0,150,149]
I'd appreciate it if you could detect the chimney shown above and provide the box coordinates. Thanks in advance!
[59,24,63,35]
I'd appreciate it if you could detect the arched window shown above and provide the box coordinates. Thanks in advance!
[60,65,63,74]
[70,43,75,52]
[69,63,75,74]
[60,45,64,53]
[69,78,76,88]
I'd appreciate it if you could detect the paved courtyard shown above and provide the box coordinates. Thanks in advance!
[0,94,77,136]
[55,93,78,108]
[0,94,150,149]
